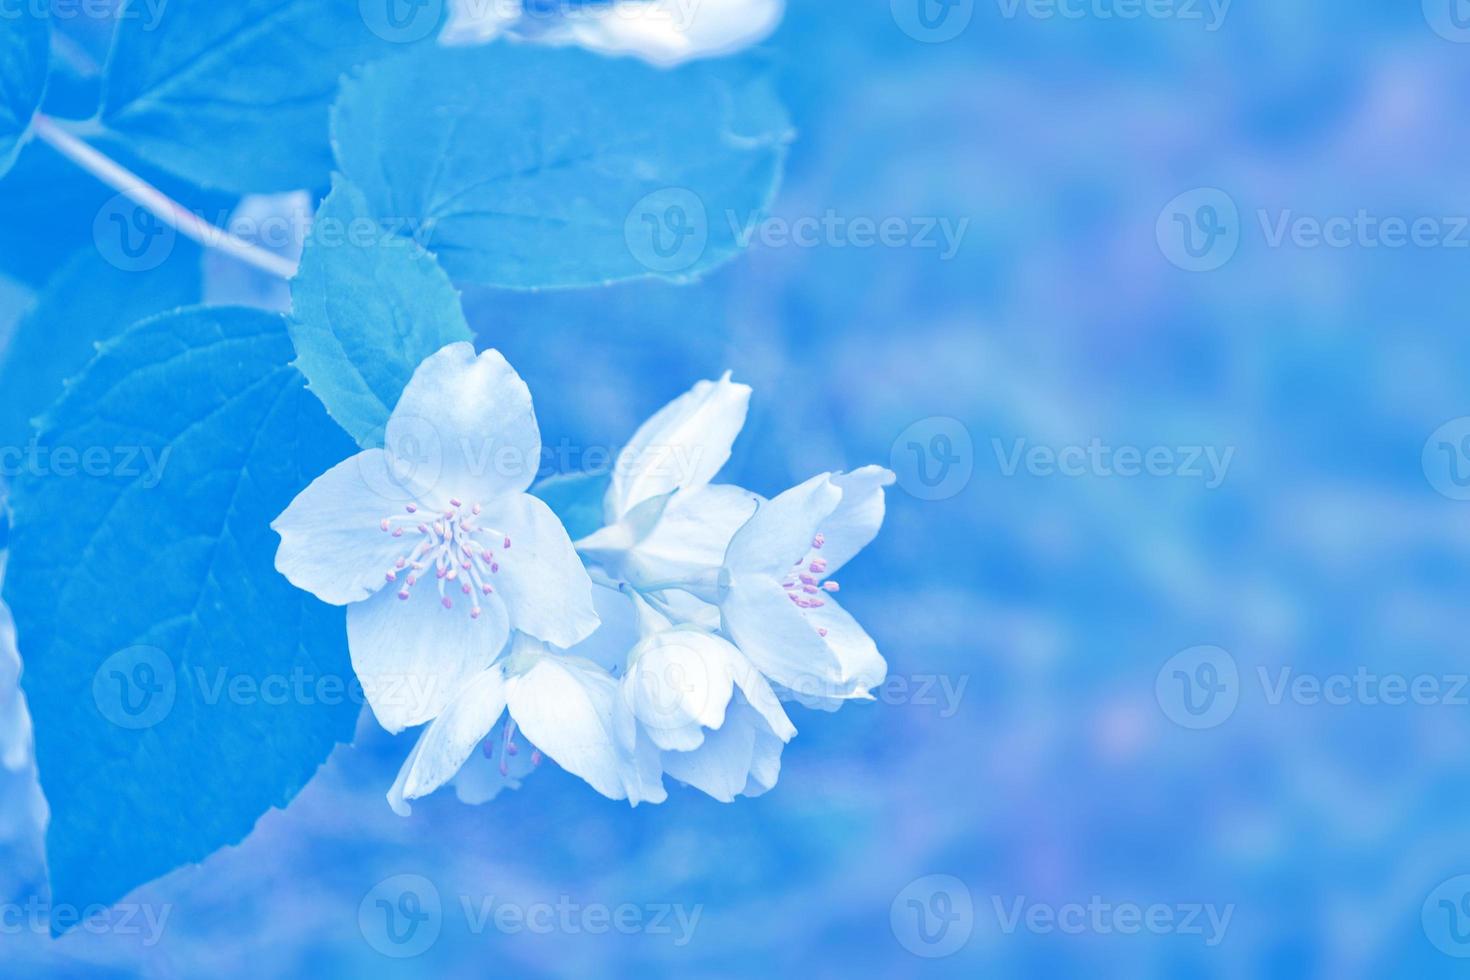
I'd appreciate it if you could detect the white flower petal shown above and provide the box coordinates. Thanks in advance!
[387,667,509,816]
[555,0,786,67]
[272,450,427,606]
[620,485,759,588]
[568,585,641,674]
[724,473,842,579]
[388,344,541,507]
[720,576,844,694]
[346,580,508,733]
[454,733,539,805]
[606,373,750,521]
[490,493,600,648]
[661,700,763,803]
[819,466,895,577]
[728,648,796,742]
[804,598,887,702]
[742,723,784,797]
[506,655,635,802]
[441,0,520,46]
[622,630,736,751]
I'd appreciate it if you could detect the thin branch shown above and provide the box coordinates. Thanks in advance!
[31,114,299,281]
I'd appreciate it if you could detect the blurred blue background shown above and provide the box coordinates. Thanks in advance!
[7,0,1470,976]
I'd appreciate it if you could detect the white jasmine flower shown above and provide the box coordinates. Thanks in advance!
[576,372,760,592]
[443,0,786,67]
[272,343,599,733]
[696,466,895,706]
[387,632,664,815]
[615,592,795,801]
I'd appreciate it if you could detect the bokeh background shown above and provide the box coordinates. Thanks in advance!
[6,0,1470,976]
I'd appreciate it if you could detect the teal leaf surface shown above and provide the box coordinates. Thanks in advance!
[94,0,439,193]
[289,176,472,447]
[0,2,49,176]
[332,44,792,288]
[2,307,359,924]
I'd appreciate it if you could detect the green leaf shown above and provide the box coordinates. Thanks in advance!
[3,307,359,923]
[94,0,441,193]
[0,1,49,177]
[332,44,792,288]
[289,175,472,447]
[0,247,202,455]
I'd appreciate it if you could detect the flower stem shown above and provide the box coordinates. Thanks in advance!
[31,114,299,281]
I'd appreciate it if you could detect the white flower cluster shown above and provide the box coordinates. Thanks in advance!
[272,345,892,811]
[441,0,786,67]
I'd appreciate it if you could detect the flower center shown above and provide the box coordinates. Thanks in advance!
[378,498,511,619]
[781,532,841,638]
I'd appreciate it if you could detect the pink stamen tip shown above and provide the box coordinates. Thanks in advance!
[482,550,494,561]
[405,503,418,513]
[811,598,826,607]
[392,528,404,538]
[407,574,418,586]
[490,562,499,573]
[813,533,825,548]
[436,567,448,580]
[397,590,411,600]
[379,519,390,532]
[800,575,816,585]
[417,524,429,534]
[482,585,494,595]
[441,597,453,610]
[531,750,542,767]
[395,558,407,569]
[789,593,802,603]
[447,567,459,581]
[803,585,818,594]
[503,536,512,549]
[818,627,829,637]
[470,607,481,619]
[506,742,519,756]
[450,497,462,508]
[810,560,827,572]
[823,581,840,592]
[385,572,397,583]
